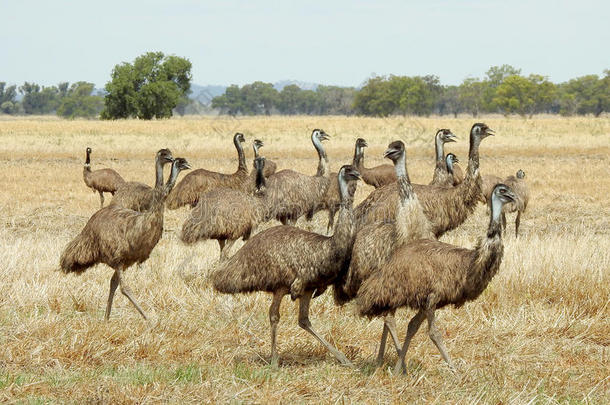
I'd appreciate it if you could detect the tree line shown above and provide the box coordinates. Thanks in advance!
[214,65,609,118]
[1,55,608,119]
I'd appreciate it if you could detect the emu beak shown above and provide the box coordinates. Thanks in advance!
[454,157,460,164]
[383,148,395,159]
[446,133,457,143]
[362,140,368,147]
[184,162,192,170]
[320,133,330,141]
[486,128,495,136]
[352,169,362,180]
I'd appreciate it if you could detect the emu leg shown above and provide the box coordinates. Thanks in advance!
[117,267,148,320]
[393,310,425,374]
[105,270,120,320]
[269,288,287,366]
[425,309,454,369]
[515,211,521,237]
[298,290,353,367]
[98,191,105,208]
[376,313,401,366]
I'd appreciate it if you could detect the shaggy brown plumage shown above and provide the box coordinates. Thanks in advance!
[480,174,503,204]
[264,129,331,225]
[166,133,249,209]
[181,157,269,259]
[502,169,529,236]
[357,184,517,373]
[211,165,361,366]
[60,156,191,320]
[82,147,125,208]
[353,138,396,188]
[110,149,174,211]
[354,123,495,238]
[429,129,457,187]
[336,140,433,365]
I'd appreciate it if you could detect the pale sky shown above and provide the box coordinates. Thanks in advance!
[1,0,608,88]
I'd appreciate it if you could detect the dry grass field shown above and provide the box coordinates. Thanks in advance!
[0,115,608,403]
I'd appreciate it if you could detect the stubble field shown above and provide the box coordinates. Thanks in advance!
[0,115,608,403]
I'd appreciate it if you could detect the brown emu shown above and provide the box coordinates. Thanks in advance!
[251,139,277,178]
[336,140,433,365]
[264,129,331,225]
[110,149,174,211]
[502,169,529,236]
[357,183,516,373]
[353,138,396,188]
[211,165,361,366]
[166,133,248,209]
[445,153,463,186]
[429,129,459,187]
[82,147,125,208]
[354,123,495,238]
[181,156,269,260]
[60,156,191,320]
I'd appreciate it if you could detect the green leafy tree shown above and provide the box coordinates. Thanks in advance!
[0,82,18,114]
[459,77,485,117]
[316,85,355,115]
[353,76,398,117]
[278,84,302,114]
[559,73,609,116]
[101,52,192,119]
[398,75,441,116]
[482,64,521,112]
[439,85,461,117]
[240,81,278,115]
[212,85,243,116]
[56,82,104,118]
[19,82,60,114]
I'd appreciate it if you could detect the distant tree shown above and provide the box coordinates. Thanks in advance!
[354,76,397,116]
[398,75,441,116]
[101,52,192,119]
[56,82,104,118]
[493,74,555,117]
[0,82,18,114]
[212,85,243,116]
[316,85,356,115]
[458,77,485,117]
[439,85,461,117]
[278,84,302,114]
[240,81,278,115]
[559,73,609,116]
[19,82,60,114]
[482,64,521,112]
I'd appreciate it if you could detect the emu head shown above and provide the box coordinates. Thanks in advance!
[173,157,191,172]
[383,140,405,163]
[356,138,368,148]
[156,148,174,164]
[437,129,457,144]
[517,169,525,179]
[492,183,516,205]
[471,123,495,140]
[234,132,246,144]
[339,165,361,182]
[252,139,264,157]
[312,129,330,142]
[86,147,92,154]
[445,153,459,172]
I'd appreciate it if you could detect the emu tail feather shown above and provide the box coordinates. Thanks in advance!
[59,235,98,274]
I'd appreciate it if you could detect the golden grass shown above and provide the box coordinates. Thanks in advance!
[0,115,608,403]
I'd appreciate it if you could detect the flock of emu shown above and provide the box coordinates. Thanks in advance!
[61,123,529,373]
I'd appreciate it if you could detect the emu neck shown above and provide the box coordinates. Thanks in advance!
[154,156,165,188]
[435,133,444,163]
[234,139,247,172]
[313,136,329,177]
[467,133,482,178]
[333,177,355,250]
[255,164,266,193]
[394,153,413,204]
[252,144,259,158]
[446,158,454,175]
[85,150,91,167]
